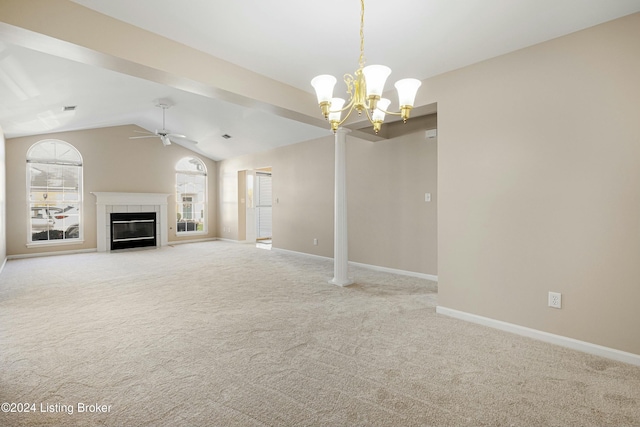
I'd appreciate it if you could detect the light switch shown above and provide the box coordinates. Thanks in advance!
[425,193,431,202]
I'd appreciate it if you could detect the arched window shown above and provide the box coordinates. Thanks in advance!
[27,139,83,244]
[176,157,207,234]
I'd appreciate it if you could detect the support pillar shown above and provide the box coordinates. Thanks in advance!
[329,127,354,286]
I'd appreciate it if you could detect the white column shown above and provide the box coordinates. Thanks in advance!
[329,127,354,286]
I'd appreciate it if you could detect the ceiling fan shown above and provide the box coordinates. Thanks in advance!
[129,103,198,146]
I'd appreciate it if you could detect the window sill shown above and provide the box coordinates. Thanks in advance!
[176,231,207,236]
[27,239,85,248]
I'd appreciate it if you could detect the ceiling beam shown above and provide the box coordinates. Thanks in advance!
[0,0,330,130]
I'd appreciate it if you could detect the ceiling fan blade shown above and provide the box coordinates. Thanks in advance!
[167,132,186,139]
[168,134,198,144]
[135,105,187,146]
[129,135,160,140]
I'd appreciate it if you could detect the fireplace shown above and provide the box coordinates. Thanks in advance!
[110,212,157,250]
[92,192,170,252]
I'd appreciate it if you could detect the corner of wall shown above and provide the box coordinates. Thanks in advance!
[0,127,6,271]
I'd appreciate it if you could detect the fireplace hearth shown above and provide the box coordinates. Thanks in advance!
[110,212,157,250]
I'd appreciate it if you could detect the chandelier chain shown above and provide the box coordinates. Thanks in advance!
[359,0,365,69]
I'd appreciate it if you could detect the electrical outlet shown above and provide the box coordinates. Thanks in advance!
[548,292,562,309]
[313,238,318,246]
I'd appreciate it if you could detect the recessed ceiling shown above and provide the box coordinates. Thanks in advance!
[1,0,639,160]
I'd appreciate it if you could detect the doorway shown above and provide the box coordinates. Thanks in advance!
[255,171,272,245]
[239,168,272,249]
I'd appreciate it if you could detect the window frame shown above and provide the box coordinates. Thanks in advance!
[175,157,207,235]
[26,139,84,247]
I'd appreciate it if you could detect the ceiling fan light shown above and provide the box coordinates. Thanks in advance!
[395,78,422,107]
[311,75,337,104]
[362,65,391,98]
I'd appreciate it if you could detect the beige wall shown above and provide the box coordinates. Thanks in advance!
[6,125,217,256]
[218,136,335,257]
[347,132,437,274]
[431,13,640,355]
[0,128,6,265]
[218,127,438,276]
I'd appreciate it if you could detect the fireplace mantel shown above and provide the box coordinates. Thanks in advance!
[92,192,171,252]
[92,192,171,206]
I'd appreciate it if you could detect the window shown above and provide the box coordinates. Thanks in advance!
[176,157,207,233]
[27,140,82,244]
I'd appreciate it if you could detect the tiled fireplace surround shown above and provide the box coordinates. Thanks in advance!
[92,192,170,252]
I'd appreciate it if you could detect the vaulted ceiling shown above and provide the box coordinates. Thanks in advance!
[1,0,639,160]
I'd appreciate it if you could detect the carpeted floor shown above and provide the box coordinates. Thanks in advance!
[0,241,639,426]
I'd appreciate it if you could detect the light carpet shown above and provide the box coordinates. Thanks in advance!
[0,241,639,426]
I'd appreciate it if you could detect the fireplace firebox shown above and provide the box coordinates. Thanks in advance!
[110,212,157,250]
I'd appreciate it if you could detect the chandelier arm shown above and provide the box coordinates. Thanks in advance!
[336,103,358,128]
[377,109,402,116]
[363,106,375,124]
[344,74,355,98]
[329,97,356,114]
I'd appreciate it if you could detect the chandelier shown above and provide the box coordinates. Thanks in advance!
[311,0,422,134]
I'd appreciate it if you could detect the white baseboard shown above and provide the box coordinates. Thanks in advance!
[168,237,218,246]
[349,261,438,282]
[272,248,438,282]
[7,248,97,260]
[216,238,266,245]
[8,240,218,259]
[272,247,333,262]
[436,306,640,367]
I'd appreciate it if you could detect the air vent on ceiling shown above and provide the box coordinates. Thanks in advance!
[63,105,77,111]
[221,134,232,139]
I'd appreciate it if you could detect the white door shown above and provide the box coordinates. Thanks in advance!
[255,172,272,239]
[245,170,256,242]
